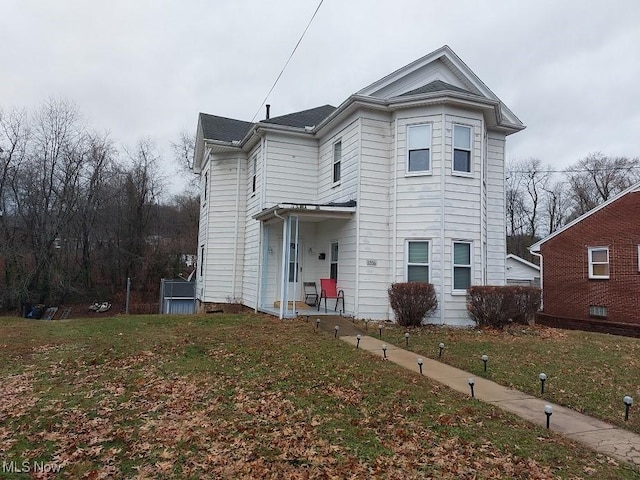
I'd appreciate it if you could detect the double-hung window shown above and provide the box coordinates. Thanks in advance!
[333,141,342,183]
[407,241,430,282]
[407,124,431,174]
[453,124,472,173]
[251,155,257,194]
[453,241,472,291]
[330,242,339,280]
[588,247,610,279]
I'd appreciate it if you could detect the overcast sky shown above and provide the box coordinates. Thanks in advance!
[2,0,639,194]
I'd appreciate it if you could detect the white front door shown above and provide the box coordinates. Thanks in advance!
[278,238,303,303]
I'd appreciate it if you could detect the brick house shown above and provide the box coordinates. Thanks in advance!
[529,182,640,334]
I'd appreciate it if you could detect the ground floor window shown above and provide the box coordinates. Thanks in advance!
[330,242,338,280]
[588,246,609,279]
[453,241,472,291]
[407,240,430,282]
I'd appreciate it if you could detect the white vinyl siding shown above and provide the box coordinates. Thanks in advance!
[406,240,430,282]
[588,247,610,279]
[453,124,472,173]
[265,135,318,205]
[406,124,431,174]
[453,241,472,292]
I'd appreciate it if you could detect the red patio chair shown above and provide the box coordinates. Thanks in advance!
[319,278,345,313]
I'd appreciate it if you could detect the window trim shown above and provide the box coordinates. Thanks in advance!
[199,244,205,277]
[452,240,473,294]
[405,239,431,283]
[332,140,342,184]
[251,155,257,195]
[330,241,339,280]
[588,246,610,280]
[203,171,208,204]
[452,124,472,175]
[406,123,432,175]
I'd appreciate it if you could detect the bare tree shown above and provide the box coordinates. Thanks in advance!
[171,130,198,194]
[566,152,640,218]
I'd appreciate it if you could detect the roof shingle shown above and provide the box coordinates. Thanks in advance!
[261,105,336,128]
[199,113,254,142]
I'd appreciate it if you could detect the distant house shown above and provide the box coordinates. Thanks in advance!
[505,254,540,287]
[530,182,640,334]
[194,45,524,324]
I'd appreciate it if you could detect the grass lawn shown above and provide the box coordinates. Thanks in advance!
[375,321,640,436]
[0,314,638,479]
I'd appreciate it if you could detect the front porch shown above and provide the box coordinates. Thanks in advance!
[253,202,356,319]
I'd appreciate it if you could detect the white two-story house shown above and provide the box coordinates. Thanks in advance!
[193,45,524,325]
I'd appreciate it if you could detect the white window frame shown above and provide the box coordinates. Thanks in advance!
[333,140,342,184]
[251,155,257,195]
[452,241,473,293]
[330,241,339,280]
[453,124,472,175]
[405,240,431,283]
[588,246,610,279]
[406,123,432,175]
[203,171,208,204]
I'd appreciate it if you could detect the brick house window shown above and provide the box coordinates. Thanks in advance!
[589,305,607,318]
[588,247,609,279]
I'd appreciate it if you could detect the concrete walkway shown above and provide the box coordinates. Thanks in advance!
[338,332,640,466]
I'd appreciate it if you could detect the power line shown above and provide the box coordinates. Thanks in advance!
[250,0,324,123]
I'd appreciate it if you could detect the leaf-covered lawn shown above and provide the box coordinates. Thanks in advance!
[376,322,640,436]
[0,314,638,479]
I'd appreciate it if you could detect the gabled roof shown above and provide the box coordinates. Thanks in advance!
[357,45,523,130]
[262,105,336,128]
[506,254,540,271]
[199,113,254,142]
[530,181,640,253]
[399,80,479,97]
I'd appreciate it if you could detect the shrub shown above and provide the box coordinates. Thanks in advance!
[466,286,541,329]
[388,282,438,327]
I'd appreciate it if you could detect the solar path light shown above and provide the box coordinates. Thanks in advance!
[405,332,410,347]
[382,344,387,359]
[315,318,320,331]
[481,354,488,372]
[438,342,445,358]
[539,373,547,395]
[544,405,553,429]
[378,323,383,338]
[624,396,634,421]
[334,325,339,338]
[468,377,475,398]
[356,334,362,349]
[417,358,423,375]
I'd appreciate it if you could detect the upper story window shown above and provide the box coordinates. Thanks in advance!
[453,124,472,174]
[453,241,472,291]
[203,172,208,203]
[407,124,431,174]
[251,155,257,194]
[588,247,609,279]
[406,240,430,282]
[333,140,342,183]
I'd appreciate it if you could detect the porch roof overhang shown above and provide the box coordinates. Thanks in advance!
[252,201,357,223]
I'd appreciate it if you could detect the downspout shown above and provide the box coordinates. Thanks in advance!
[354,118,362,318]
[274,209,287,319]
[480,125,485,285]
[231,156,241,301]
[391,116,398,319]
[531,250,543,310]
[440,111,446,325]
[256,220,263,313]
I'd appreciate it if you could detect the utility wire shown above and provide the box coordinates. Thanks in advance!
[250,0,324,123]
